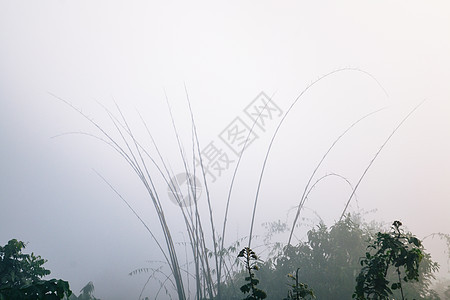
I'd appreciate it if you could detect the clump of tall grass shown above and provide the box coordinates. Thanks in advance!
[52,68,422,299]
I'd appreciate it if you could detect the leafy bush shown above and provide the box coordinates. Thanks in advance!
[0,239,72,300]
[353,221,440,300]
[219,216,440,300]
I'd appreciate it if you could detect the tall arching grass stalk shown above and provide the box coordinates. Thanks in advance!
[338,100,425,221]
[246,68,388,248]
[52,68,424,299]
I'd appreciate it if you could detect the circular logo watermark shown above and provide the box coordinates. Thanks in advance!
[167,172,202,207]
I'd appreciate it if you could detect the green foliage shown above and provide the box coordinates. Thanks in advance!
[219,215,441,300]
[283,268,315,300]
[237,247,267,300]
[257,215,369,299]
[0,239,72,300]
[0,279,72,300]
[0,239,51,285]
[352,221,432,300]
[69,282,100,300]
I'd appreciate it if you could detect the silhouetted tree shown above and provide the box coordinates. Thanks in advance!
[0,239,72,299]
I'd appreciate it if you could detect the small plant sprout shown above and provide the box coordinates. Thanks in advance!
[237,247,267,300]
[284,268,315,300]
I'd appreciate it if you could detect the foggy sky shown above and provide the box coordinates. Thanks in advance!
[1,1,450,299]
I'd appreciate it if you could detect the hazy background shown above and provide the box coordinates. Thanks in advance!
[1,1,449,299]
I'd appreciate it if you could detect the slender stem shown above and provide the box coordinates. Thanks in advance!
[397,266,405,300]
[288,108,384,244]
[339,100,425,221]
[249,68,387,248]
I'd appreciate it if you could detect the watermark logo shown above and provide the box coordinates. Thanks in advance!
[168,92,283,206]
[167,172,202,207]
